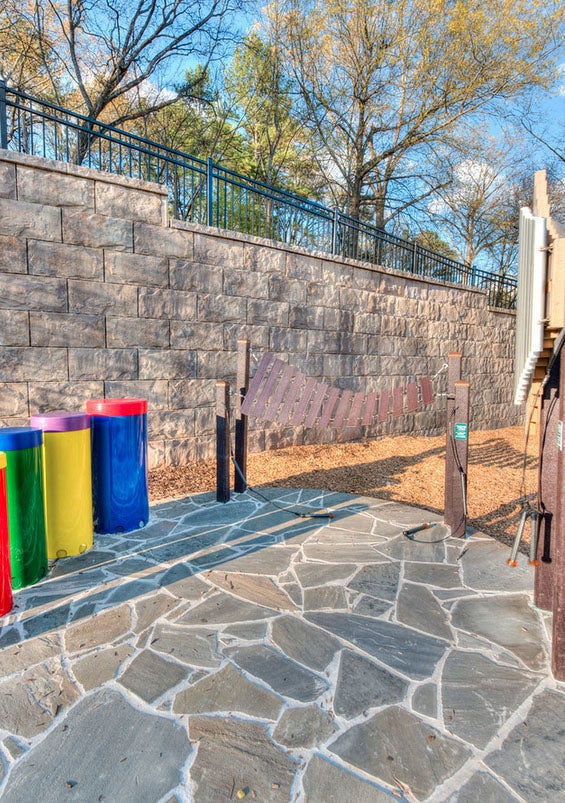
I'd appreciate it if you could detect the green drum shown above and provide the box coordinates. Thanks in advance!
[0,428,48,589]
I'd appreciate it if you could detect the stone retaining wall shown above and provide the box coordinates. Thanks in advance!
[0,151,523,467]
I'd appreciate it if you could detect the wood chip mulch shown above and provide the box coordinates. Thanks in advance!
[149,425,538,550]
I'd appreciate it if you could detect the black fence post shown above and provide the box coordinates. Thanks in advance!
[332,207,339,255]
[216,380,230,503]
[234,338,250,493]
[206,156,214,227]
[0,80,8,150]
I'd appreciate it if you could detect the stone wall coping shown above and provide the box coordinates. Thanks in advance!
[0,151,169,197]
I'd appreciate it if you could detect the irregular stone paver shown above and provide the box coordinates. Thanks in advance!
[376,536,446,564]
[294,562,356,587]
[349,562,401,601]
[303,543,383,563]
[48,550,115,577]
[0,633,61,675]
[411,683,437,719]
[353,595,393,617]
[176,591,276,625]
[442,651,540,748]
[158,565,210,599]
[396,583,452,640]
[459,540,532,591]
[205,571,296,610]
[485,690,565,800]
[0,688,191,803]
[224,621,268,639]
[221,546,296,574]
[189,716,297,803]
[64,604,131,652]
[312,527,384,544]
[273,704,338,748]
[373,502,442,527]
[150,623,221,667]
[450,594,547,670]
[271,615,340,671]
[134,592,180,632]
[307,612,447,679]
[334,650,408,719]
[72,644,135,690]
[303,585,348,610]
[118,649,187,702]
[174,664,282,719]
[302,755,394,802]
[0,658,79,738]
[226,645,329,701]
[450,771,519,802]
[330,706,471,800]
[404,562,461,588]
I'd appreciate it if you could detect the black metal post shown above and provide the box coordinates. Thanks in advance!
[216,380,230,503]
[0,80,8,150]
[206,156,214,227]
[234,338,250,493]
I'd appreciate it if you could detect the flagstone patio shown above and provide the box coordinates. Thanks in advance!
[0,489,563,802]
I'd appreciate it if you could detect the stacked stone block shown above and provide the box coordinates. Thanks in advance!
[0,151,522,468]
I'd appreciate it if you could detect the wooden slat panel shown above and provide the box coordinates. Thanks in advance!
[290,377,318,425]
[252,359,286,419]
[241,353,275,415]
[377,390,390,422]
[263,364,297,422]
[279,371,307,423]
[319,387,341,428]
[392,386,405,417]
[347,391,365,426]
[406,382,419,412]
[420,377,434,405]
[362,391,377,426]
[304,382,329,428]
[333,390,353,428]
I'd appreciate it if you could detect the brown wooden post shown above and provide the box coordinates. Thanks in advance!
[535,360,559,610]
[552,346,565,679]
[445,378,470,539]
[444,353,462,533]
[216,380,230,503]
[234,338,250,492]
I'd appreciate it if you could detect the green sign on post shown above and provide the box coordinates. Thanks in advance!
[454,423,468,441]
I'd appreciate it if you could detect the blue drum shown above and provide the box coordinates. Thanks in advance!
[86,398,148,534]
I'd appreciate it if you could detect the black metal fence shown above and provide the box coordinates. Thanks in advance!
[0,81,517,309]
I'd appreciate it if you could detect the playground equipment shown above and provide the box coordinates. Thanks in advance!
[216,341,469,540]
[30,411,93,559]
[0,452,12,615]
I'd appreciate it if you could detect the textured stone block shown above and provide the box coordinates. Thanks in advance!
[104,380,169,410]
[198,294,246,323]
[135,222,192,259]
[0,383,28,416]
[270,327,308,353]
[68,349,137,380]
[0,162,16,199]
[68,279,137,315]
[138,287,196,320]
[307,282,340,308]
[194,405,216,434]
[169,259,222,293]
[28,381,103,413]
[248,299,288,327]
[0,235,27,274]
[194,232,244,265]
[105,251,168,287]
[0,310,29,345]
[0,197,62,241]
[148,409,195,439]
[224,270,269,299]
[28,240,103,280]
[0,348,67,381]
[164,437,200,465]
[63,209,132,250]
[148,439,166,469]
[222,323,269,350]
[30,312,104,347]
[18,166,94,209]
[195,351,236,381]
[168,379,215,409]
[244,243,286,272]
[286,252,323,281]
[139,349,195,380]
[288,305,324,330]
[307,330,340,353]
[106,316,169,348]
[170,321,223,350]
[324,308,355,332]
[269,274,306,303]
[95,182,164,224]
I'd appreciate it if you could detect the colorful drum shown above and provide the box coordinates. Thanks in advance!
[0,452,12,615]
[86,398,149,534]
[30,412,93,560]
[0,428,48,589]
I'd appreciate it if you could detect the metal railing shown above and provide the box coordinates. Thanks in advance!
[0,82,517,309]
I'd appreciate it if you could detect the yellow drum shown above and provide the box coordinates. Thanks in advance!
[29,412,93,559]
